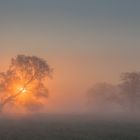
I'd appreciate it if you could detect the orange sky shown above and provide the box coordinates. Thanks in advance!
[1,0,140,113]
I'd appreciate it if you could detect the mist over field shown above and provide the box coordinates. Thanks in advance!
[1,0,140,139]
[0,113,140,140]
[1,71,140,140]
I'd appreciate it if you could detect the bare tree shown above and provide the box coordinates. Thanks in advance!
[0,55,52,112]
[119,72,140,113]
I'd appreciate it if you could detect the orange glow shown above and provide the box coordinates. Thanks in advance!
[10,82,28,95]
[18,87,27,93]
[3,79,46,112]
[1,80,45,115]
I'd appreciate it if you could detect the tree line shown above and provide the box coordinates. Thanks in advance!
[87,72,140,114]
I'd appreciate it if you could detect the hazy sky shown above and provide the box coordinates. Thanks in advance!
[0,0,140,113]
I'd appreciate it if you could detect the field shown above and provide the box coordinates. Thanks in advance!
[0,114,140,140]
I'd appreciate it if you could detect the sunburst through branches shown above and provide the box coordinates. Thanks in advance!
[0,55,52,113]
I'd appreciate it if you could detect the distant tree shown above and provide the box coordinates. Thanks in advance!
[119,72,140,112]
[0,55,52,112]
[87,83,120,113]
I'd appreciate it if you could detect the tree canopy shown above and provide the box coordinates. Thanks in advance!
[0,55,52,113]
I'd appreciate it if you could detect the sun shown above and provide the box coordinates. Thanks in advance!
[18,87,28,93]
[9,82,29,95]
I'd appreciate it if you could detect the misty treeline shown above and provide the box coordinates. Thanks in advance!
[0,55,52,112]
[87,72,140,114]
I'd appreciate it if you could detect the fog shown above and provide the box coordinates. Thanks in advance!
[44,71,140,122]
[0,56,139,139]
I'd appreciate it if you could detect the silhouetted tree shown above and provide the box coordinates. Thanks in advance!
[0,55,52,112]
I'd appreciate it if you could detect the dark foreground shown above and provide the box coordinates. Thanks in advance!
[0,114,140,140]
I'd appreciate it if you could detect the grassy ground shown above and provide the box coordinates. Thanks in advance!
[0,115,140,140]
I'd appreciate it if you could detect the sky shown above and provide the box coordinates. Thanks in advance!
[0,0,140,113]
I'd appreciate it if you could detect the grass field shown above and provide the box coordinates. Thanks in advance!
[0,114,140,140]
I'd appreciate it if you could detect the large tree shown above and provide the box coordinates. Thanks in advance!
[0,55,52,112]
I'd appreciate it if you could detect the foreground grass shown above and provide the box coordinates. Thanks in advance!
[0,115,140,140]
